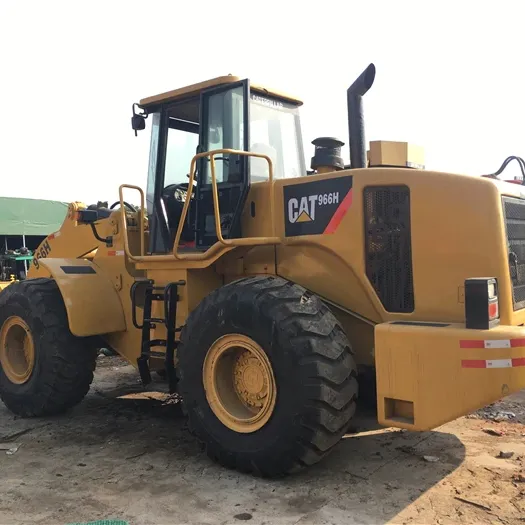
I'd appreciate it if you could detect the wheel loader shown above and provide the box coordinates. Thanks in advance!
[1,64,524,477]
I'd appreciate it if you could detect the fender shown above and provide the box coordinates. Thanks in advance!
[36,258,126,337]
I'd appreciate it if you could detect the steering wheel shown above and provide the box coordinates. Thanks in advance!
[163,182,195,202]
[110,201,137,212]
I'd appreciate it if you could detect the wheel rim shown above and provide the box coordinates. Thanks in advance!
[0,316,35,384]
[203,334,277,433]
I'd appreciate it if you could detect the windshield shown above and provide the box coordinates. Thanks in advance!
[249,94,305,181]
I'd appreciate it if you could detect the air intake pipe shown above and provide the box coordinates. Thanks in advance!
[347,63,376,169]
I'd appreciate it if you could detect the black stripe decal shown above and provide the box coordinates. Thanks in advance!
[390,321,449,327]
[60,266,96,275]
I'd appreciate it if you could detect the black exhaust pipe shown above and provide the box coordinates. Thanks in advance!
[347,63,376,169]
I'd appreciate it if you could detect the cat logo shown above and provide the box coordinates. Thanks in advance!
[283,177,353,237]
[288,196,315,223]
[288,193,339,224]
[296,210,312,222]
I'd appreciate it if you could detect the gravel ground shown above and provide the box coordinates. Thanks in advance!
[0,355,523,525]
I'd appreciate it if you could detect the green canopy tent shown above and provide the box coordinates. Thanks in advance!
[0,196,68,237]
[0,196,68,277]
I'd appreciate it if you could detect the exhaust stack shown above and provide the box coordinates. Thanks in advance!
[347,63,376,169]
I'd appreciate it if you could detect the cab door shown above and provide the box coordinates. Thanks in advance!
[195,80,250,248]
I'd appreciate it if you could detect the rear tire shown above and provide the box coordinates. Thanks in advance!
[0,278,98,417]
[177,275,358,477]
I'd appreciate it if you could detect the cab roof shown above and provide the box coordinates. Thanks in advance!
[139,74,303,108]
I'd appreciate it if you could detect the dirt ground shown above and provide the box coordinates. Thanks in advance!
[0,355,524,525]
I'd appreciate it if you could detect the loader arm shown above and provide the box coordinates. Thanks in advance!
[27,202,111,279]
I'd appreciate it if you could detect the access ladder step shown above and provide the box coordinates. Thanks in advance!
[132,279,186,393]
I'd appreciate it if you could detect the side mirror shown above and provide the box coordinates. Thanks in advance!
[131,103,148,136]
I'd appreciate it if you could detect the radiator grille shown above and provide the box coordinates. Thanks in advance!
[502,196,525,310]
[364,186,414,313]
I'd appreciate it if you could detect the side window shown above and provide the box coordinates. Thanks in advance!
[249,96,304,181]
[164,125,199,187]
[202,86,245,184]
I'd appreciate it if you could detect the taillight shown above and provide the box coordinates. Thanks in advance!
[465,278,500,329]
[488,301,499,320]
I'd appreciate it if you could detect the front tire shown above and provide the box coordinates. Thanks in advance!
[177,275,358,477]
[0,278,98,417]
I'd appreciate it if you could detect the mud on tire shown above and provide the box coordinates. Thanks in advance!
[177,275,358,477]
[0,278,98,417]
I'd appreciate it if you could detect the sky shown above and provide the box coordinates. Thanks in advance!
[0,0,523,205]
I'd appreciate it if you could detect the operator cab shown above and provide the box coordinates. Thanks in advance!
[134,76,306,254]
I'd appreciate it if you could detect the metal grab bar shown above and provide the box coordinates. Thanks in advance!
[173,148,280,261]
[116,150,280,265]
[118,184,145,258]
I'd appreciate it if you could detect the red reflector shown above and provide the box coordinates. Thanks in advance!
[488,302,499,320]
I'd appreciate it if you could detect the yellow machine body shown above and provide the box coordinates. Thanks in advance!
[36,258,126,337]
[23,70,525,436]
[0,282,14,292]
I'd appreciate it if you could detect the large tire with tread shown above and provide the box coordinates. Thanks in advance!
[0,278,98,417]
[177,275,358,477]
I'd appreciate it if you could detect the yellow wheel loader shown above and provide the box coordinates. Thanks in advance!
[1,64,524,477]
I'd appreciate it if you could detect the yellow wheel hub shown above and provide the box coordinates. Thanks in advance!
[0,316,35,385]
[203,334,277,433]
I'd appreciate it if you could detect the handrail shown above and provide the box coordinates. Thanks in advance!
[118,184,145,258]
[173,148,280,261]
[117,149,281,264]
